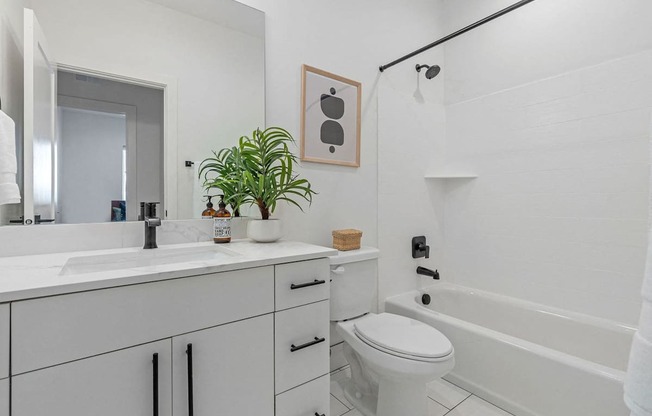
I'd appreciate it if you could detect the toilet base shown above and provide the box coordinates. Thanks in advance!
[342,378,377,416]
[341,372,431,416]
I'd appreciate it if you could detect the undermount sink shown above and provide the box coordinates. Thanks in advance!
[59,245,239,275]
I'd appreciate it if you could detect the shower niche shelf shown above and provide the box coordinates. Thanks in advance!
[424,173,477,180]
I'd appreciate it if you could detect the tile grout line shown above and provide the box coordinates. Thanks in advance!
[332,393,352,411]
[471,394,517,416]
[441,394,473,415]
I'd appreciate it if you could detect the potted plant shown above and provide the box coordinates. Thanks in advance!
[199,146,245,216]
[200,127,316,242]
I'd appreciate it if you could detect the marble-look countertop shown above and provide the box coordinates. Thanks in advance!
[0,240,338,303]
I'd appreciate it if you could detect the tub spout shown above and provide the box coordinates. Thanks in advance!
[417,266,439,279]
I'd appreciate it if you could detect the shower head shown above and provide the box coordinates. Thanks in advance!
[416,64,441,79]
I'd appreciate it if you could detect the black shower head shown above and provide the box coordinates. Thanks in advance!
[416,64,441,79]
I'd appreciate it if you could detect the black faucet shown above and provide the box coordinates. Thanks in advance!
[142,202,161,249]
[417,266,439,280]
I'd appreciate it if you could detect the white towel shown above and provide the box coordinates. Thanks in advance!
[0,110,20,205]
[625,332,652,416]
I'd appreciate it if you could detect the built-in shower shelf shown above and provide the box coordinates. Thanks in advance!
[424,173,477,179]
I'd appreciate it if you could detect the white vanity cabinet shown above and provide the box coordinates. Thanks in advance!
[12,340,173,416]
[1,245,333,416]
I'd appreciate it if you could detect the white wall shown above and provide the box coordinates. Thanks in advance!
[441,0,652,324]
[237,0,445,249]
[0,0,23,225]
[28,0,265,220]
[59,108,125,224]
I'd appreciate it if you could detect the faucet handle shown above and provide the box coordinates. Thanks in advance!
[412,236,430,259]
[145,202,160,218]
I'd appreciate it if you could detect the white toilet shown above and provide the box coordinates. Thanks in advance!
[330,248,455,416]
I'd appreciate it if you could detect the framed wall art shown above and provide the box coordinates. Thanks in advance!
[301,65,361,167]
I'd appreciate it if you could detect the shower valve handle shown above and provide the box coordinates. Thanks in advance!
[412,236,430,259]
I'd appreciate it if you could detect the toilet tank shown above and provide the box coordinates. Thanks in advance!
[329,247,379,321]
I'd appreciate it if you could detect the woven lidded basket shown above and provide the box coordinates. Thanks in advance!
[332,229,362,251]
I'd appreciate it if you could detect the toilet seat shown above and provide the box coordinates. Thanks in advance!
[354,313,453,362]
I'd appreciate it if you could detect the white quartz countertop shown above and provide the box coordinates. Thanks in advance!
[0,240,338,303]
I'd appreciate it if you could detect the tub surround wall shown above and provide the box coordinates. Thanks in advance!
[434,0,652,325]
[443,52,651,324]
[443,0,652,106]
[377,81,447,309]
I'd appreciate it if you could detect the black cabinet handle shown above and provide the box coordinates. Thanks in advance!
[290,337,326,352]
[290,279,326,290]
[186,344,194,416]
[152,353,159,416]
[315,413,325,416]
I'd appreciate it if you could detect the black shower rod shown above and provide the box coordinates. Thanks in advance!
[379,0,538,73]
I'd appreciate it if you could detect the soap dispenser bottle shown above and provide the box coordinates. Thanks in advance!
[202,195,216,219]
[213,195,232,243]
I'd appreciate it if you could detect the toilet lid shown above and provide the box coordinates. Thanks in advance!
[354,313,453,359]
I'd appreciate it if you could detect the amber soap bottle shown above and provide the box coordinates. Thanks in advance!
[213,196,231,243]
[201,195,216,219]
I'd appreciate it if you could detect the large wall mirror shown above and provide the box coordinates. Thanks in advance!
[12,0,264,225]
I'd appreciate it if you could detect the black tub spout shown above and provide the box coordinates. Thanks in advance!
[416,266,439,280]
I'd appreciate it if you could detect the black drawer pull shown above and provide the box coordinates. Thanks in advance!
[290,337,326,352]
[290,279,326,290]
[315,413,325,416]
[152,353,159,416]
[186,344,194,416]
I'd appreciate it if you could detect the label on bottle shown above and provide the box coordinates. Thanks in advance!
[214,217,231,239]
[202,215,213,219]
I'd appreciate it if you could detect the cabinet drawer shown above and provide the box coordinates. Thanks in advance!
[0,305,7,379]
[12,266,273,374]
[275,374,329,416]
[276,258,330,311]
[275,300,329,393]
[0,379,7,416]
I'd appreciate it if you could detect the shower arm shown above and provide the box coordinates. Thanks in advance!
[378,0,538,73]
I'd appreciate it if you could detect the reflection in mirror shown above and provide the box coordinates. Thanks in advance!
[57,71,164,223]
[10,0,265,226]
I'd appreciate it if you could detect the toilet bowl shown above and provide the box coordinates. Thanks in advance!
[329,248,455,416]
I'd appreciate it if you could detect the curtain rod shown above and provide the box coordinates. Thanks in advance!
[378,0,538,73]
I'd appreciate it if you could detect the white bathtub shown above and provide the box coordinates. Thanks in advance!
[385,283,636,416]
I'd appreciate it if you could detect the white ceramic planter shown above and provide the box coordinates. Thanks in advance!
[247,219,283,243]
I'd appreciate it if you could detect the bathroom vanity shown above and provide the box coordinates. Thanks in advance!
[0,240,335,416]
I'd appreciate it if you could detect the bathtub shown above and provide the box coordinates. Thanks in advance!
[385,283,636,416]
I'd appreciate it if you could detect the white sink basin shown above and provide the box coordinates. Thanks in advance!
[59,245,239,275]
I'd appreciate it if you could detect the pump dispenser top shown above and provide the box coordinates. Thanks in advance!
[202,195,217,219]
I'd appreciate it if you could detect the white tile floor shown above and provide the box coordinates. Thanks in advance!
[330,367,514,416]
